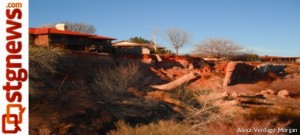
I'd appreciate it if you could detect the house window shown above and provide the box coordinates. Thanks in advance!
[79,37,84,42]
[51,35,64,43]
[69,36,85,45]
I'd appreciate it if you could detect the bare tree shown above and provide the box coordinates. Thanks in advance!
[40,22,96,34]
[165,28,189,55]
[194,38,243,59]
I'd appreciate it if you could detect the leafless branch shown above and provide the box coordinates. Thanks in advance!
[165,28,190,55]
[194,38,243,59]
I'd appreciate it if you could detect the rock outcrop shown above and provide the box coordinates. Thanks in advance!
[223,61,255,87]
[223,62,287,87]
[277,89,289,98]
[256,63,286,73]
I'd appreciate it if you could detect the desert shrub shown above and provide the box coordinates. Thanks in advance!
[176,83,242,133]
[168,84,228,129]
[170,84,197,106]
[108,120,191,135]
[29,48,117,134]
[29,45,63,79]
[95,61,152,102]
[29,45,62,133]
[184,92,291,134]
[184,95,225,133]
[29,45,64,96]
[107,86,236,135]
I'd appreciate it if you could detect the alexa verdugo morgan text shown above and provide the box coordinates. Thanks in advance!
[237,127,297,134]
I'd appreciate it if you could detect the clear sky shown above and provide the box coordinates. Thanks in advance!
[30,0,300,56]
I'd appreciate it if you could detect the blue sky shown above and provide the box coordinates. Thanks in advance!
[30,0,300,56]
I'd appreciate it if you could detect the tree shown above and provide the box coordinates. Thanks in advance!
[41,22,96,34]
[165,28,189,55]
[129,36,153,44]
[194,38,243,59]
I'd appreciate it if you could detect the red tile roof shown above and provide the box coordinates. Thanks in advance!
[29,27,116,40]
[29,27,92,36]
[29,28,37,34]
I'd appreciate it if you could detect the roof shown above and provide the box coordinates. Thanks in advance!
[29,27,91,36]
[88,35,116,40]
[29,28,37,34]
[29,27,116,40]
[260,56,300,59]
[112,41,165,49]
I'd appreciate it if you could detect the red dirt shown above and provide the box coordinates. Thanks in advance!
[30,52,300,134]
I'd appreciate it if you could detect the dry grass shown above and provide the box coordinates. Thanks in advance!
[170,84,197,106]
[285,64,300,74]
[29,49,298,134]
[167,84,236,132]
[251,64,300,97]
[29,46,63,79]
[107,114,291,135]
[108,106,291,135]
[29,82,114,134]
[108,120,191,135]
[29,48,115,134]
[167,81,293,135]
[244,107,300,129]
[29,46,64,96]
[268,78,300,97]
[198,117,290,135]
[183,90,238,134]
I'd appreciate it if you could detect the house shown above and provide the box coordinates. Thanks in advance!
[112,40,166,54]
[297,58,300,63]
[260,56,300,63]
[29,27,116,53]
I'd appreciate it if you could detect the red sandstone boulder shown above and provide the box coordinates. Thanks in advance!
[223,61,255,87]
[277,89,289,98]
[266,89,275,95]
[260,89,275,95]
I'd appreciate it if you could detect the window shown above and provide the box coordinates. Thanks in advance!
[51,35,64,43]
[68,36,85,45]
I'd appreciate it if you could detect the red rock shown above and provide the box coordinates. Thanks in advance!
[266,89,275,95]
[229,92,239,98]
[277,89,289,98]
[260,90,269,95]
[223,61,255,87]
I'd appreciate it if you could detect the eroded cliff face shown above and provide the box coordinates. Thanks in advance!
[223,61,286,87]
